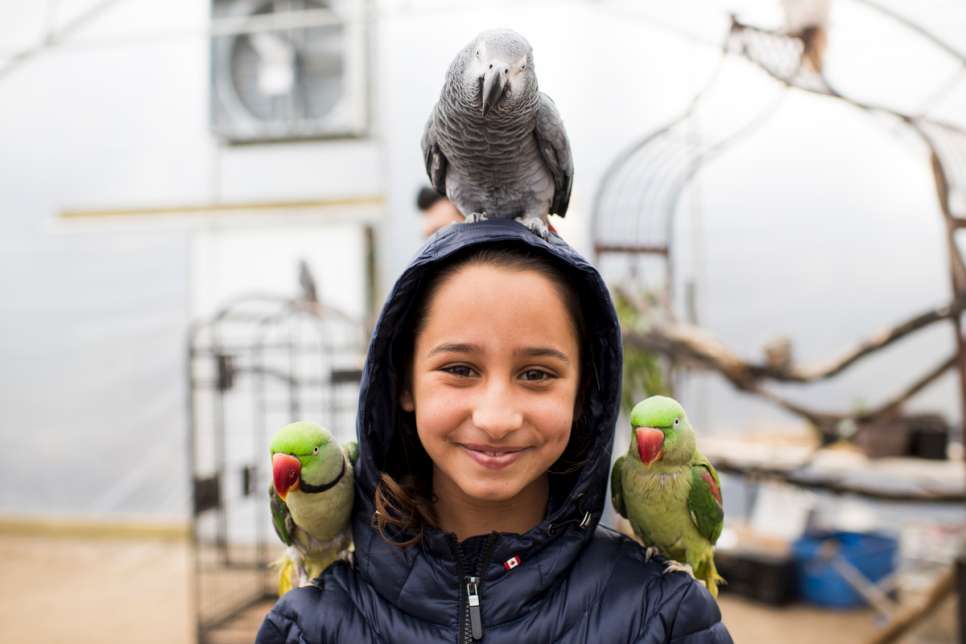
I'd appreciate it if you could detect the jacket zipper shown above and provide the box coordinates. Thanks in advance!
[466,576,482,640]
[451,533,498,643]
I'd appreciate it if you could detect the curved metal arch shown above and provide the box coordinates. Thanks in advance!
[593,13,966,435]
[591,27,794,310]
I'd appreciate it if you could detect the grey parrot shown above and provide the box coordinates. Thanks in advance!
[421,29,573,238]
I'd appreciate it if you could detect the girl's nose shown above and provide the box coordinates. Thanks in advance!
[472,384,523,440]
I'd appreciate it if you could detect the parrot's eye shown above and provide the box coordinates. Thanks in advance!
[521,65,526,70]
[673,418,680,427]
[313,446,319,455]
[475,49,480,58]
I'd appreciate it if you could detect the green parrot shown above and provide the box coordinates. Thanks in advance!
[611,395,725,597]
[270,421,358,595]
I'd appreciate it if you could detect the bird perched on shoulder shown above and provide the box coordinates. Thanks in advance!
[611,396,725,597]
[421,28,573,238]
[269,421,358,595]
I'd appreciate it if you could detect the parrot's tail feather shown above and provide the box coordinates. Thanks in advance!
[696,554,725,599]
[272,552,298,597]
[273,541,352,596]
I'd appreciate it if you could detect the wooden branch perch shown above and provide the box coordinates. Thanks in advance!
[623,295,964,385]
[753,296,965,382]
[864,567,956,644]
[623,303,961,434]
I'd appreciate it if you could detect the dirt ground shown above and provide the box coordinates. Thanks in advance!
[0,533,940,644]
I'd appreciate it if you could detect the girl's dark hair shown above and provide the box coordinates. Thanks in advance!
[373,244,594,547]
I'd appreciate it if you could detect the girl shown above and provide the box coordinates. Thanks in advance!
[257,220,732,643]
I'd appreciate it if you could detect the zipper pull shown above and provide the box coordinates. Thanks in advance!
[466,576,483,640]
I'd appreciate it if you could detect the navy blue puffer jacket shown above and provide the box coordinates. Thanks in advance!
[257,220,732,643]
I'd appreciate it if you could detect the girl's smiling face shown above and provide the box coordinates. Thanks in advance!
[401,262,580,505]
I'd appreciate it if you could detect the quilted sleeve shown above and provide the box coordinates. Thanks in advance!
[256,607,307,644]
[639,574,733,644]
[666,581,732,643]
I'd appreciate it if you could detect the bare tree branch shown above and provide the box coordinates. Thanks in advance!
[749,295,966,382]
[624,322,959,435]
[623,295,965,386]
[864,567,956,644]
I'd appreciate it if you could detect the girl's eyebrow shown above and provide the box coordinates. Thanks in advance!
[426,343,571,364]
[513,347,571,364]
[427,342,481,357]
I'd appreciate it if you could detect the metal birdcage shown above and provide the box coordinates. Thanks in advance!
[187,292,366,643]
[592,14,966,438]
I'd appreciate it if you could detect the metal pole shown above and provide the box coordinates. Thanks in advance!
[957,554,966,644]
[186,330,202,644]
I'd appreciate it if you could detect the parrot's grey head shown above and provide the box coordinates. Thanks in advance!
[460,28,537,118]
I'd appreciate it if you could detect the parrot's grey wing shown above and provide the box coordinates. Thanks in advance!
[421,110,448,197]
[610,455,627,518]
[269,485,295,547]
[534,93,574,218]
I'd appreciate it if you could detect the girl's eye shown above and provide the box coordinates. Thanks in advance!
[520,369,552,382]
[442,364,475,377]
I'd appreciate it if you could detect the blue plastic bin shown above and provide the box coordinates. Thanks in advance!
[791,531,898,608]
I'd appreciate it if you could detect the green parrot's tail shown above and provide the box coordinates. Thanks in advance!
[695,553,725,599]
[272,547,344,597]
[272,553,297,597]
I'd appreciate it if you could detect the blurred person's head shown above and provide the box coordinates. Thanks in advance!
[416,186,463,237]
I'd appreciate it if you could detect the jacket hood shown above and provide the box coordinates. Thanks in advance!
[350,219,622,624]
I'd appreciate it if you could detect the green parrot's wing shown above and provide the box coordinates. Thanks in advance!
[343,440,359,466]
[610,455,627,518]
[269,485,295,547]
[687,455,724,545]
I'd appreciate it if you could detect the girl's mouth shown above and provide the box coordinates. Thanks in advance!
[458,443,529,470]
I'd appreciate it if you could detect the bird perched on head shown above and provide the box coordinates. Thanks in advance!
[611,396,725,597]
[421,28,573,238]
[270,421,358,595]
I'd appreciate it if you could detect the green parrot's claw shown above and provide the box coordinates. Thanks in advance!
[644,546,660,562]
[663,560,695,577]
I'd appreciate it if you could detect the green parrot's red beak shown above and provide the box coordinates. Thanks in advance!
[272,453,301,500]
[635,427,665,465]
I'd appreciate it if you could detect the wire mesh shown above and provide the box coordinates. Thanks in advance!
[187,293,366,643]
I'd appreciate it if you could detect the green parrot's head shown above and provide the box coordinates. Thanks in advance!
[628,395,696,467]
[269,421,343,500]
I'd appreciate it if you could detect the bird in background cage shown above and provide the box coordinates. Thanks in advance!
[781,0,830,73]
[298,258,319,305]
[269,421,358,595]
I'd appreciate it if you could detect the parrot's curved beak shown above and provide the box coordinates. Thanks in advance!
[634,427,665,466]
[272,453,301,500]
[481,65,507,117]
